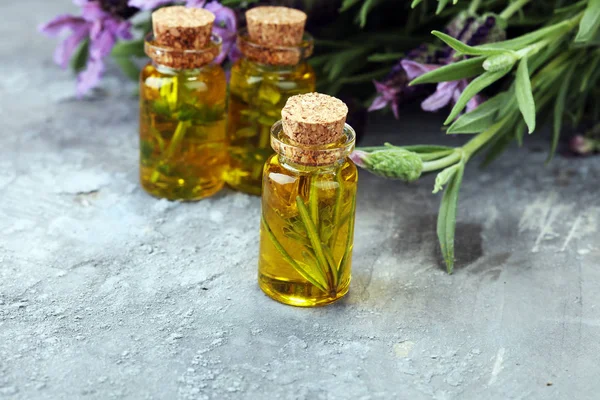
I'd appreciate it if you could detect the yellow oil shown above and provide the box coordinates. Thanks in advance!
[225,59,316,195]
[259,155,358,307]
[139,63,227,201]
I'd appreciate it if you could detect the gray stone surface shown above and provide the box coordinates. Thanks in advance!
[1,1,599,399]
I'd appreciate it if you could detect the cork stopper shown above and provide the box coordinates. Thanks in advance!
[273,93,351,166]
[240,6,310,66]
[148,6,219,69]
[246,7,307,46]
[153,6,214,49]
[282,93,348,145]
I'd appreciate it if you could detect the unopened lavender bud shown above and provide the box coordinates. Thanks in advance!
[483,52,518,72]
[350,148,423,182]
[569,135,596,155]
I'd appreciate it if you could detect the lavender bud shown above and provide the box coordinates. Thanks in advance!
[483,52,518,72]
[569,135,596,155]
[351,149,423,182]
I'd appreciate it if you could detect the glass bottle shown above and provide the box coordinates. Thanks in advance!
[258,94,358,307]
[225,6,316,196]
[139,6,227,201]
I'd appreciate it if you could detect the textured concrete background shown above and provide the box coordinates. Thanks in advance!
[1,1,599,399]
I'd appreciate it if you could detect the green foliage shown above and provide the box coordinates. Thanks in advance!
[436,161,464,274]
[410,57,486,85]
[431,31,510,56]
[515,57,536,133]
[71,38,89,73]
[444,67,511,124]
[575,0,600,43]
[112,56,140,81]
[447,93,509,134]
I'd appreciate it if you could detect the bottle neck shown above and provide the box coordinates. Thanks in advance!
[278,155,346,173]
[270,121,356,168]
[153,62,207,75]
[236,28,313,67]
[144,33,221,71]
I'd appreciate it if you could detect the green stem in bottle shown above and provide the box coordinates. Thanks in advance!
[166,120,191,159]
[261,216,328,293]
[296,196,338,291]
[150,120,191,183]
[309,176,320,231]
[329,168,344,250]
[337,195,356,281]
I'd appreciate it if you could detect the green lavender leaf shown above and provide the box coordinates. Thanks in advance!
[326,47,370,81]
[368,52,405,62]
[555,0,587,14]
[431,31,510,56]
[477,18,578,50]
[550,61,577,162]
[111,39,146,58]
[436,0,449,14]
[515,120,526,147]
[339,0,362,12]
[436,162,464,274]
[575,0,600,43]
[409,57,486,86]
[401,145,455,153]
[358,0,384,27]
[70,38,89,73]
[112,56,140,81]
[433,163,460,194]
[447,93,508,134]
[411,0,422,7]
[444,67,511,124]
[515,57,536,134]
[580,51,600,92]
[339,67,390,84]
[482,52,518,72]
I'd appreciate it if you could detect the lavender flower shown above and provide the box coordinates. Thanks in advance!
[39,0,133,97]
[203,1,238,64]
[128,0,173,9]
[368,12,504,118]
[401,60,483,113]
[368,61,419,119]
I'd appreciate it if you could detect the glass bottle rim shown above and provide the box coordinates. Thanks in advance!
[270,120,356,166]
[236,28,314,63]
[144,33,222,65]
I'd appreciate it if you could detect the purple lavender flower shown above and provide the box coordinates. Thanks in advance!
[368,62,419,119]
[401,60,483,113]
[39,0,132,97]
[570,135,599,156]
[128,0,171,9]
[202,1,238,64]
[368,12,504,119]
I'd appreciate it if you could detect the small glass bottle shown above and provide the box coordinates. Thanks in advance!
[140,6,227,201]
[225,6,316,196]
[259,93,358,307]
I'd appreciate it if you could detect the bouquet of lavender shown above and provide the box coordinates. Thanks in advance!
[40,0,600,273]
